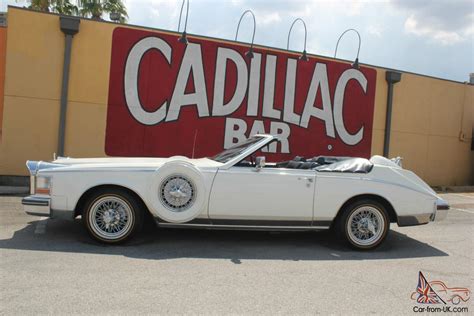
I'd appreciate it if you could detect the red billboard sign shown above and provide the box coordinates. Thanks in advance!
[106,27,377,160]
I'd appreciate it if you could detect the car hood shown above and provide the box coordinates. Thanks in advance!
[50,156,223,169]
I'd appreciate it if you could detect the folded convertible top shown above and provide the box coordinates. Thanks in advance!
[315,158,374,173]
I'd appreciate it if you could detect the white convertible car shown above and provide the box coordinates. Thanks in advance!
[22,134,449,250]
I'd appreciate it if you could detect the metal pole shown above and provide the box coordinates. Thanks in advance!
[383,83,394,157]
[383,71,402,157]
[58,17,80,156]
[58,34,73,156]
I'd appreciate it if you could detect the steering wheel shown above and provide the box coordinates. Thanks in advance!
[249,154,255,166]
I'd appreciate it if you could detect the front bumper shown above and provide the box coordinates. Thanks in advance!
[22,196,51,217]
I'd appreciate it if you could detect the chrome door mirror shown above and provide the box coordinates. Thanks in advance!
[255,156,265,170]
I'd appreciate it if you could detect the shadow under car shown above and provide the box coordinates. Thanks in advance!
[0,218,448,262]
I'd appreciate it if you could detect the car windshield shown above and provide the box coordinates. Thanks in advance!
[210,136,264,163]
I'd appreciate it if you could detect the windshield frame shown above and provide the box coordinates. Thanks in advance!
[211,134,275,169]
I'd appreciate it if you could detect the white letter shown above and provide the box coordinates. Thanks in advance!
[283,58,300,125]
[167,43,209,121]
[249,120,269,152]
[249,120,266,136]
[247,53,262,116]
[333,69,367,145]
[262,55,281,120]
[300,63,335,138]
[269,122,290,153]
[124,37,171,125]
[224,118,247,149]
[212,48,248,116]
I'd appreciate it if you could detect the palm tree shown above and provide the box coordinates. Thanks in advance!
[25,0,54,12]
[52,0,79,15]
[78,0,128,22]
[22,0,127,23]
[24,0,78,14]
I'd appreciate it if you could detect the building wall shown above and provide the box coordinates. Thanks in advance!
[0,26,7,141]
[389,75,473,185]
[0,7,472,186]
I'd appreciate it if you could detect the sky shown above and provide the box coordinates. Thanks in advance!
[3,0,473,82]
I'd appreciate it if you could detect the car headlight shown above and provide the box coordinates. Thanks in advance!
[35,176,52,195]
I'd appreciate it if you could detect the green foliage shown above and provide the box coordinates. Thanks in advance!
[22,0,128,23]
[53,0,79,15]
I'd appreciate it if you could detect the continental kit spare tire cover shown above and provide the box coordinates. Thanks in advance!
[148,161,206,223]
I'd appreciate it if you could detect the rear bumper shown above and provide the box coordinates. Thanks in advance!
[22,196,51,217]
[398,199,449,227]
[432,199,449,222]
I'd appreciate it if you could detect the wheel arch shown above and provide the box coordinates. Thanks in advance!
[74,184,152,218]
[332,194,398,227]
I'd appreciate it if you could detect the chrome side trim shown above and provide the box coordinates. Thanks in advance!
[157,222,330,231]
[40,168,155,173]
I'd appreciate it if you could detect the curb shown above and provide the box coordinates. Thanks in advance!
[433,186,474,193]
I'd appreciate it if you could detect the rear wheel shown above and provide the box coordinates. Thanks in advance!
[335,199,389,250]
[83,188,144,244]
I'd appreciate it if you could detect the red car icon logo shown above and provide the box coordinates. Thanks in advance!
[429,281,471,305]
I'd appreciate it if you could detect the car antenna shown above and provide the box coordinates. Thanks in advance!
[192,130,198,158]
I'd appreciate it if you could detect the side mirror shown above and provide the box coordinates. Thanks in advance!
[255,156,265,170]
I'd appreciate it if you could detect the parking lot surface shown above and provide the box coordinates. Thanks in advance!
[0,193,473,315]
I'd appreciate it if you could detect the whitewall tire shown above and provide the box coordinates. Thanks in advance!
[335,199,390,250]
[83,188,144,244]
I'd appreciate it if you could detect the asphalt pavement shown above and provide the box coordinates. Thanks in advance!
[0,193,473,315]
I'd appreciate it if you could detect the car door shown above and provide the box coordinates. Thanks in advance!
[208,166,315,224]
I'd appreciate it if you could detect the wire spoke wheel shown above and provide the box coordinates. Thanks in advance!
[346,205,385,247]
[160,175,196,212]
[88,195,134,240]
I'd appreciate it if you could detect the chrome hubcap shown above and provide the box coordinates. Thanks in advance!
[160,175,195,212]
[89,196,133,240]
[347,206,384,246]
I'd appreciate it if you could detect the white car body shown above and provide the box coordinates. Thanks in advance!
[23,134,448,238]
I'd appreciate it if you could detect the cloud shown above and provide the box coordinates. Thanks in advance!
[391,0,474,45]
[227,0,373,19]
[254,11,281,25]
[366,25,383,37]
[125,0,179,30]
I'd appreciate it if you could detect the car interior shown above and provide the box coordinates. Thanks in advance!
[236,154,374,173]
[235,139,374,174]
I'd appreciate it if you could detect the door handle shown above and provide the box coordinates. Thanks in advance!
[298,177,313,183]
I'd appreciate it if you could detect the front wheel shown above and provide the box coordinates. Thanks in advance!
[335,199,389,250]
[83,188,144,244]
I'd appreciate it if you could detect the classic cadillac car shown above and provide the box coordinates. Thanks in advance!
[22,134,449,249]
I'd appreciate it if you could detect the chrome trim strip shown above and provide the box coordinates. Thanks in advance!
[30,175,36,195]
[43,168,155,173]
[22,196,50,206]
[157,223,330,230]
